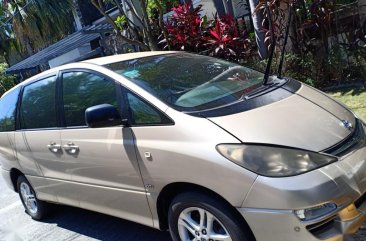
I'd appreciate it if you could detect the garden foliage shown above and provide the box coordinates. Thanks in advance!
[162,1,365,88]
[163,4,253,63]
[254,0,366,87]
[0,62,16,96]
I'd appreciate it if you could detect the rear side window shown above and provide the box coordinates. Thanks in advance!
[0,87,21,132]
[62,71,118,127]
[20,76,57,129]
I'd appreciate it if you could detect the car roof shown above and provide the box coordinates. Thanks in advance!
[7,51,180,90]
[82,51,179,66]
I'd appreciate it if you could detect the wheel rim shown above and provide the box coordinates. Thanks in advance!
[178,207,232,241]
[20,182,38,214]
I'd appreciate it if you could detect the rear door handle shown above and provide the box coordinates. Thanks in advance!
[62,143,79,154]
[47,142,61,153]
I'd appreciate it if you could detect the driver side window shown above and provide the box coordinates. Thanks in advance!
[62,71,119,127]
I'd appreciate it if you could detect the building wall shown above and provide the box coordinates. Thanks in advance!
[199,0,215,18]
[76,0,103,26]
[185,0,249,19]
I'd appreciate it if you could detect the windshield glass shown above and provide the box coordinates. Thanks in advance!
[105,53,264,111]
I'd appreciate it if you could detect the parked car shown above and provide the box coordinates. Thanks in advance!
[1,51,366,241]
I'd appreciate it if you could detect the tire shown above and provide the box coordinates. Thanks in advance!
[168,191,253,241]
[17,175,51,220]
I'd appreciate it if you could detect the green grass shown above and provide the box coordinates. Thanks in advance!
[327,88,366,121]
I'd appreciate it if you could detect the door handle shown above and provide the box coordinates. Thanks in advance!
[62,143,79,154]
[47,142,61,153]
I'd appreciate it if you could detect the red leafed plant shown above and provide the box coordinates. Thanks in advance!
[163,3,252,62]
[204,15,252,62]
[163,4,205,51]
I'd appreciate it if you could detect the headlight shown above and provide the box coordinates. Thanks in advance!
[216,144,338,177]
[295,203,337,221]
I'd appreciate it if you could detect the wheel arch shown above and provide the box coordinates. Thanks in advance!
[156,182,256,240]
[10,168,24,192]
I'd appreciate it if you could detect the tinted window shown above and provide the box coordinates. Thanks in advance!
[106,53,264,112]
[0,87,20,132]
[20,76,57,129]
[127,92,172,126]
[62,72,118,127]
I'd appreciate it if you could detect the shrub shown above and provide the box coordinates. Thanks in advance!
[164,4,252,63]
[163,4,206,51]
[203,15,252,62]
[0,62,16,96]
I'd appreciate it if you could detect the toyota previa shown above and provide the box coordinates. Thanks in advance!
[1,52,366,241]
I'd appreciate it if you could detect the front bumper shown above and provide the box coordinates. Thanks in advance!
[238,198,366,241]
[238,122,366,241]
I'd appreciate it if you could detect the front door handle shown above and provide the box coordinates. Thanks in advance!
[47,142,61,153]
[62,143,79,154]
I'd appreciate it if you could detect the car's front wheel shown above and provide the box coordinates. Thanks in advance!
[17,175,50,220]
[168,192,253,241]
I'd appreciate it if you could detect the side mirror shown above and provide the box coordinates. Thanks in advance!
[85,104,122,128]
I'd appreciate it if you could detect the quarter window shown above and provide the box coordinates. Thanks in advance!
[0,87,20,132]
[126,92,173,126]
[20,76,57,129]
[62,71,118,127]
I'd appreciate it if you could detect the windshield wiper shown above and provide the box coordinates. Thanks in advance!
[242,81,279,100]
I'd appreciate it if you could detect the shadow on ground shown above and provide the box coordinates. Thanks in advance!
[337,88,365,96]
[41,205,172,241]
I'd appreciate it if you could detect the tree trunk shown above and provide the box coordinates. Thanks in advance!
[21,35,34,56]
[91,0,150,51]
[222,0,234,17]
[154,0,172,50]
[139,0,159,50]
[359,0,366,32]
[248,0,268,58]
[213,0,226,17]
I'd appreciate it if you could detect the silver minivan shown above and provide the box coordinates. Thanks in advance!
[1,51,366,241]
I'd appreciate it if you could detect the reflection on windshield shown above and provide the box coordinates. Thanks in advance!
[106,53,264,111]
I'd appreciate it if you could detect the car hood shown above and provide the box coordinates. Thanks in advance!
[208,83,356,152]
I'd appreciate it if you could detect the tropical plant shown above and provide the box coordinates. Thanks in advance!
[0,1,21,64]
[3,0,74,56]
[91,0,165,51]
[0,61,16,96]
[147,0,179,18]
[164,3,252,62]
[163,4,206,51]
[204,15,252,62]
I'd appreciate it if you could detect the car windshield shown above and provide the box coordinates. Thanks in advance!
[105,53,264,112]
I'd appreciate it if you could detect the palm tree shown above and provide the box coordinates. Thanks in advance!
[4,0,75,56]
[0,1,19,63]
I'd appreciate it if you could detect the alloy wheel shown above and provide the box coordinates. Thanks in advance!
[20,182,38,214]
[178,207,232,241]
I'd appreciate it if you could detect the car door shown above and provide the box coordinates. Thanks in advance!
[14,75,61,203]
[58,70,153,226]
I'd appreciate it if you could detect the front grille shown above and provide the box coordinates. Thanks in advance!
[324,119,366,157]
